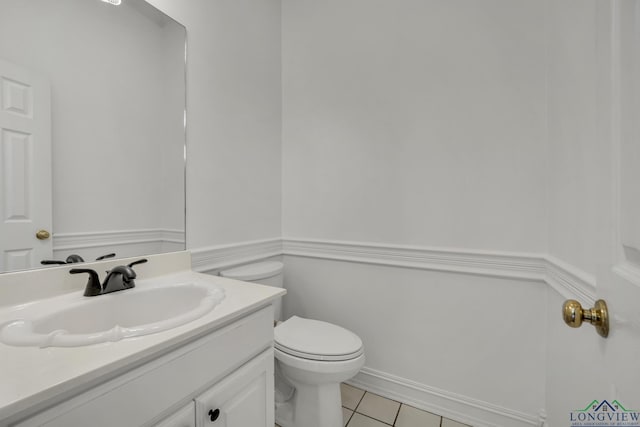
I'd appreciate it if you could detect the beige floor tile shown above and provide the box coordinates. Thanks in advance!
[395,404,441,427]
[343,407,354,426]
[355,392,400,425]
[341,383,366,410]
[347,413,390,427]
[442,417,471,427]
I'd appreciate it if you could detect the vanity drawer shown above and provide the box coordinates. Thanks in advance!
[13,306,274,427]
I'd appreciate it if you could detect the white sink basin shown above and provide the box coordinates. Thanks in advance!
[0,282,225,348]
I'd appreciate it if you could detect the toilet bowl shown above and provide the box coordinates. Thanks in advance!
[274,316,365,427]
[220,262,365,427]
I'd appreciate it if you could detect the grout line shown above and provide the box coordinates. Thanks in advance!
[352,391,402,426]
[342,385,366,426]
[392,403,401,426]
[353,390,367,413]
[344,406,355,426]
[353,412,394,426]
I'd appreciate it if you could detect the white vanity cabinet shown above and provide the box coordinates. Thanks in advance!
[11,306,275,427]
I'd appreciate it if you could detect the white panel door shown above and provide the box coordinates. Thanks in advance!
[0,59,52,271]
[584,1,640,423]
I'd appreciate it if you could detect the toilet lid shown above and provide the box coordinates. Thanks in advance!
[274,316,364,361]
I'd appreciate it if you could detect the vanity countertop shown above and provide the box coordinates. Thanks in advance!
[0,252,285,424]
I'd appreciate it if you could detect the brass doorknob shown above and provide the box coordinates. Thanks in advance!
[35,229,51,240]
[562,299,609,338]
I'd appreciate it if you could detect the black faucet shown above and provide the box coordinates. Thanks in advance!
[70,259,148,297]
[41,253,116,265]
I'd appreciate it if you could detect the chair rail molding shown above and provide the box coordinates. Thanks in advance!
[281,238,596,301]
[53,229,185,251]
[190,238,282,273]
[543,255,596,303]
[189,237,597,304]
[282,238,546,282]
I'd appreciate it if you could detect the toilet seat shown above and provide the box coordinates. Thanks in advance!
[274,316,364,361]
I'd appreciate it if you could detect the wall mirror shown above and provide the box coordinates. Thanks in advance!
[0,0,186,273]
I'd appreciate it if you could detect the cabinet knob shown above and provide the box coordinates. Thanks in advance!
[208,408,220,422]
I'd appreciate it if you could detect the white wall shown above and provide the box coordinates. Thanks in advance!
[279,1,549,424]
[282,0,548,252]
[146,0,282,249]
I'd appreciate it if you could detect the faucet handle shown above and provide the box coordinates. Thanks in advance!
[70,268,102,297]
[128,258,148,268]
[41,259,67,265]
[109,265,137,280]
[95,253,116,261]
[102,266,135,293]
[103,259,147,292]
[41,254,85,265]
[118,259,148,288]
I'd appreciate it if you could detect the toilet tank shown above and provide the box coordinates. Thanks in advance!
[220,261,284,321]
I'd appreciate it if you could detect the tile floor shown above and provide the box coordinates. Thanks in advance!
[275,383,471,427]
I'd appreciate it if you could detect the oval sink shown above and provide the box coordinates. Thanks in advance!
[1,282,225,348]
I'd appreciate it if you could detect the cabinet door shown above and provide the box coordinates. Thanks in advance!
[195,349,274,427]
[153,403,195,427]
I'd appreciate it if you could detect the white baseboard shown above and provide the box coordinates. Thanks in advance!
[349,367,542,427]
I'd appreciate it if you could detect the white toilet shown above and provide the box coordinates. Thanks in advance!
[220,261,365,427]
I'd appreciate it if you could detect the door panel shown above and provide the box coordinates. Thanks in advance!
[195,349,274,427]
